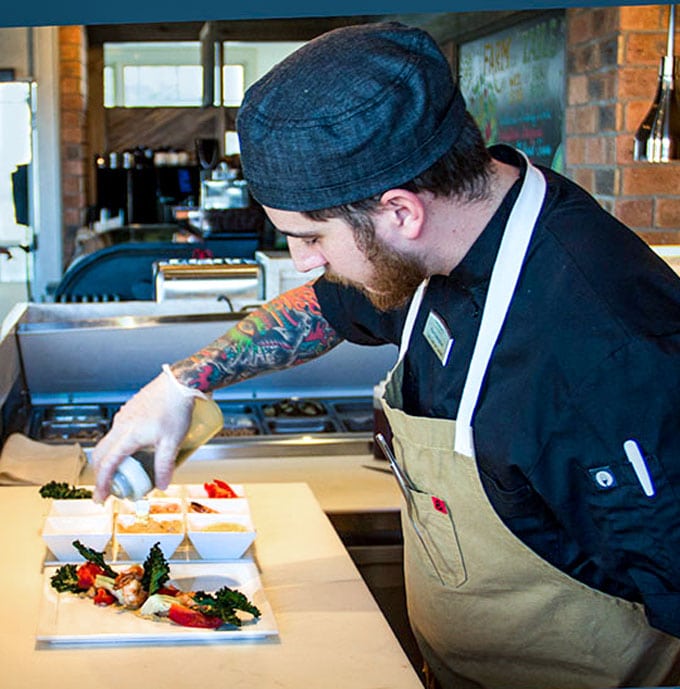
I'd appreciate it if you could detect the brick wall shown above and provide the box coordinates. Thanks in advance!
[59,26,88,269]
[57,9,679,268]
[566,4,680,241]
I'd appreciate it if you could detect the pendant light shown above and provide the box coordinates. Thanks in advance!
[633,5,680,162]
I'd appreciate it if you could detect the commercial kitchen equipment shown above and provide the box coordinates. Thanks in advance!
[0,300,397,459]
[153,258,262,302]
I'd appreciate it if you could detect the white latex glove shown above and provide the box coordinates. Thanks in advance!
[92,365,205,502]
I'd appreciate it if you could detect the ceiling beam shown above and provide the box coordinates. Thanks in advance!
[87,16,384,45]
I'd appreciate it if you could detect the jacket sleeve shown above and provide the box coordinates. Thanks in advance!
[531,332,680,638]
[313,276,404,346]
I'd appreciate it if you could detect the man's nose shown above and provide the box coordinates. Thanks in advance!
[287,237,327,272]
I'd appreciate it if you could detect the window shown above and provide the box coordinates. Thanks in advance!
[123,65,202,106]
[103,41,304,108]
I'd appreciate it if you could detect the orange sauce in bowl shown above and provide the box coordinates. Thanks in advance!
[117,518,183,534]
[149,503,182,514]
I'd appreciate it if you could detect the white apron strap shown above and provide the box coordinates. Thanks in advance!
[455,158,547,456]
[396,278,429,364]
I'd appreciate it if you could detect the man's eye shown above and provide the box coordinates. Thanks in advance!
[302,237,319,246]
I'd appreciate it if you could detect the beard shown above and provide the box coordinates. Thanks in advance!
[325,234,429,312]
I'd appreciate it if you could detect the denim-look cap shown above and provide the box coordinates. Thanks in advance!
[237,21,467,211]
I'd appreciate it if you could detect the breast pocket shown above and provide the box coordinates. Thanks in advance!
[405,486,468,588]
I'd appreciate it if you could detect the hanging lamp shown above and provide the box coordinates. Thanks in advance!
[633,4,680,162]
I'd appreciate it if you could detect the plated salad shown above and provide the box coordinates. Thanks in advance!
[50,540,261,629]
[39,481,93,499]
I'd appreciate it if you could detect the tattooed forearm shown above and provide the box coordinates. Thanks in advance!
[170,282,343,392]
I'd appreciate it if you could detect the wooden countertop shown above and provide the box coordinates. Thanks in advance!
[1,481,421,689]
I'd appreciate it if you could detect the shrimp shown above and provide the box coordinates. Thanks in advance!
[174,591,197,608]
[114,565,148,609]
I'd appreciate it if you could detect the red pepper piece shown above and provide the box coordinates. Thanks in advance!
[157,584,181,597]
[168,603,223,628]
[213,479,236,494]
[93,587,116,606]
[76,562,104,590]
[204,479,237,498]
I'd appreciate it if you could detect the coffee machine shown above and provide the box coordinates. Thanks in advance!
[95,149,199,225]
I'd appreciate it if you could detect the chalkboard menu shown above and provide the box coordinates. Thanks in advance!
[459,12,565,171]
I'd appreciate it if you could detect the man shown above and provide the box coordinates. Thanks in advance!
[92,22,680,689]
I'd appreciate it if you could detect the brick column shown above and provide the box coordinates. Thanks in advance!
[566,5,680,240]
[59,26,88,269]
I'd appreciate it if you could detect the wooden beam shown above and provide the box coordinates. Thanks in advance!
[87,16,383,45]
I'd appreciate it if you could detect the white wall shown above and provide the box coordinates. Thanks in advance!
[31,26,63,302]
[0,28,30,78]
[0,282,28,326]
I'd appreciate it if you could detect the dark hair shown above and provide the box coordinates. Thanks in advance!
[302,111,492,236]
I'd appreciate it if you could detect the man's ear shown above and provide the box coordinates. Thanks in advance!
[378,189,425,240]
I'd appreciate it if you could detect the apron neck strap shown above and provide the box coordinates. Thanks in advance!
[455,155,546,456]
[397,278,429,363]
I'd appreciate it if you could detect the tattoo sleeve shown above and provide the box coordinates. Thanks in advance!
[170,281,343,392]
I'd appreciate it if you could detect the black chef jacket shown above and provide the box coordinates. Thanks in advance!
[313,145,680,638]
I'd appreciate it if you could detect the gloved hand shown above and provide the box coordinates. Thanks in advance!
[92,365,205,502]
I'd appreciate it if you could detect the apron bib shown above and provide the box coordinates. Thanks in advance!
[381,156,680,689]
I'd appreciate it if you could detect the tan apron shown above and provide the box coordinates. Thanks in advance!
[381,157,680,689]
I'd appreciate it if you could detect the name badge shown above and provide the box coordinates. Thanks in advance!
[423,310,454,366]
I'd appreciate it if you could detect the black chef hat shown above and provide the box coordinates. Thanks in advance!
[237,21,467,211]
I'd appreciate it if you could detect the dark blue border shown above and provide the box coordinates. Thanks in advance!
[0,0,666,30]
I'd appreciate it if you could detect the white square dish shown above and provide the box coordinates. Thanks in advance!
[185,513,255,560]
[42,515,112,561]
[115,514,184,561]
[48,498,114,518]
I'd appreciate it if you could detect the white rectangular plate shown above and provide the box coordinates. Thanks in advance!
[37,561,278,646]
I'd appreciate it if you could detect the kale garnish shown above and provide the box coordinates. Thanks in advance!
[50,564,83,593]
[39,481,93,499]
[72,540,117,578]
[141,542,170,595]
[192,586,261,627]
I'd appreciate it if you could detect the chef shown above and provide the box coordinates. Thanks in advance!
[93,22,680,688]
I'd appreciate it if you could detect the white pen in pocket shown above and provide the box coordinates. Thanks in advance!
[623,439,656,498]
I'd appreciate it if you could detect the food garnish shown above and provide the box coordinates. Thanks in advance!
[192,587,261,627]
[203,479,238,498]
[167,603,224,629]
[72,539,117,577]
[140,542,170,595]
[49,541,261,630]
[50,563,82,593]
[39,481,93,499]
[189,501,219,513]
